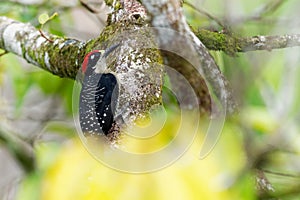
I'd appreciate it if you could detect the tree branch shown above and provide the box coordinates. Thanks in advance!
[195,29,300,55]
[0,126,35,172]
[0,16,88,79]
[1,0,300,118]
[1,15,300,82]
[142,0,237,113]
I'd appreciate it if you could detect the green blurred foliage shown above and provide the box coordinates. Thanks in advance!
[183,0,300,199]
[0,0,75,115]
[1,54,74,115]
[35,116,257,200]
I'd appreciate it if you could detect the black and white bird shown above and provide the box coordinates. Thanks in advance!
[79,44,120,137]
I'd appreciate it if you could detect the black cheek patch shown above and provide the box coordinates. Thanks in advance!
[88,52,102,69]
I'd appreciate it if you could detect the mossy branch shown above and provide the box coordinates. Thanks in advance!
[1,16,300,81]
[0,16,95,79]
[195,29,300,55]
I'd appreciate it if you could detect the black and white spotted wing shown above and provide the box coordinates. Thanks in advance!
[79,73,119,136]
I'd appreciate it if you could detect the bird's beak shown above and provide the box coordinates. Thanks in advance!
[94,43,120,73]
[103,43,121,58]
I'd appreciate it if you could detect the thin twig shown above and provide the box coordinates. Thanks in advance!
[234,0,288,25]
[0,127,35,172]
[80,0,104,13]
[184,1,227,29]
[38,29,54,43]
[262,169,300,179]
[250,0,286,19]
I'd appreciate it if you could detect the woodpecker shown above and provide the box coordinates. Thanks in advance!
[79,44,120,137]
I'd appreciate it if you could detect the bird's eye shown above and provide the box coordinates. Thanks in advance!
[82,50,102,74]
[88,52,101,68]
